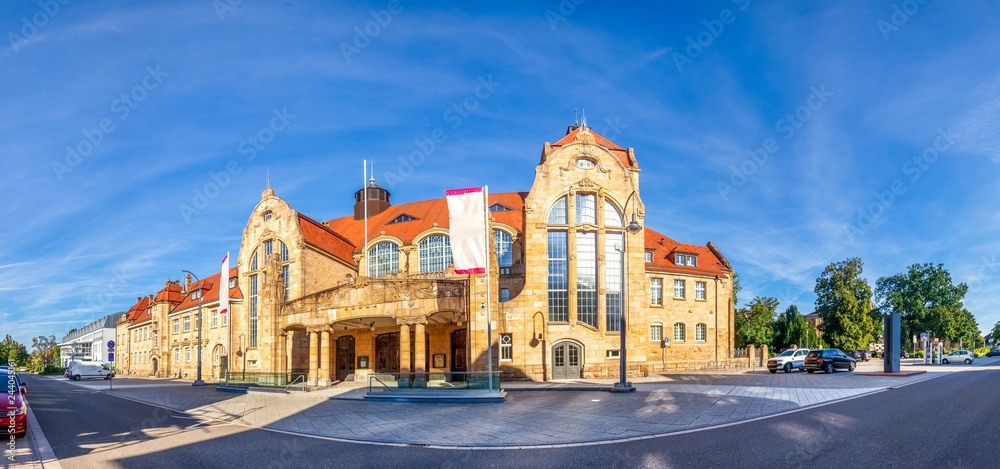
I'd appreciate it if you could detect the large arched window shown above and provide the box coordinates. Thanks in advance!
[546,194,627,330]
[494,230,512,272]
[418,235,452,272]
[368,242,399,278]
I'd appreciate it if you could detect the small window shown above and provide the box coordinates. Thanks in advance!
[388,214,417,224]
[675,254,685,265]
[173,319,179,333]
[674,280,685,299]
[212,309,218,328]
[650,278,662,306]
[650,325,663,342]
[185,348,191,362]
[500,333,512,361]
[222,309,228,326]
[229,277,237,289]
[175,349,180,363]
[192,289,202,300]
[489,203,515,212]
[262,211,272,221]
[500,288,510,302]
[575,158,596,169]
[248,360,259,367]
[687,256,696,267]
[674,323,686,342]
[645,252,653,263]
[696,282,706,300]
[606,350,621,359]
[696,323,707,341]
[184,316,191,332]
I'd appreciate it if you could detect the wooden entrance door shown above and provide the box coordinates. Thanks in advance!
[375,332,400,373]
[552,342,581,379]
[336,335,355,381]
[451,329,467,380]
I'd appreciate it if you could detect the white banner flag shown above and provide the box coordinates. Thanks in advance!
[446,187,487,274]
[220,252,229,315]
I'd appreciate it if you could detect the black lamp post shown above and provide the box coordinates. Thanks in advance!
[612,191,642,393]
[182,270,205,386]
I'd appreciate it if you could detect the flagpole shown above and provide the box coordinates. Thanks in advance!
[484,185,492,392]
[363,160,368,276]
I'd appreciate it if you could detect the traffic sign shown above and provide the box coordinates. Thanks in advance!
[664,338,670,345]
[107,340,115,349]
[920,332,928,341]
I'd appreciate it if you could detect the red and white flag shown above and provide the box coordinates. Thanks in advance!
[446,187,487,274]
[220,252,229,315]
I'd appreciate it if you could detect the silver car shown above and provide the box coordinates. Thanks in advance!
[942,350,974,364]
[768,349,810,373]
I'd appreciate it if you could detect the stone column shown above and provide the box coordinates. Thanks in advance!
[413,322,426,388]
[278,333,287,381]
[308,331,318,386]
[399,323,411,387]
[319,331,331,386]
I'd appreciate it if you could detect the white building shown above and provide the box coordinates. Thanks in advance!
[59,312,121,367]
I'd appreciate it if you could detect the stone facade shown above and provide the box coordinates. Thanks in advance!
[112,124,734,384]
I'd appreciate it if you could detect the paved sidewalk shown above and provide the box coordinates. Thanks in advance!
[43,357,1000,448]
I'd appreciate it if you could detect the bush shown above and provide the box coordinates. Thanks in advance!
[914,350,924,358]
[38,365,64,375]
[974,347,991,357]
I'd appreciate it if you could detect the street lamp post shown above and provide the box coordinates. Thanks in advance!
[612,191,642,393]
[182,270,206,386]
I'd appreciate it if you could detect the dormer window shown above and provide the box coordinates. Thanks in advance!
[229,277,237,289]
[262,211,273,221]
[645,251,653,263]
[191,289,203,300]
[388,213,417,224]
[489,203,515,212]
[675,254,697,267]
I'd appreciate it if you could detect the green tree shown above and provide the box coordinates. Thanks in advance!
[7,341,29,367]
[735,296,778,348]
[731,271,742,310]
[31,335,58,366]
[773,305,809,350]
[814,258,879,351]
[992,321,1000,347]
[875,263,968,348]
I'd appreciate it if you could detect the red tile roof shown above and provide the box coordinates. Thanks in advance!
[643,227,731,278]
[171,266,243,314]
[298,213,357,265]
[550,126,633,168]
[323,192,527,249]
[116,296,150,325]
[155,284,184,303]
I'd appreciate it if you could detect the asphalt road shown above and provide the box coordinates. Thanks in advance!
[24,367,1000,468]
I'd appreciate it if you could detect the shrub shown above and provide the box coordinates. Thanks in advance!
[974,347,990,357]
[914,350,924,358]
[39,364,64,375]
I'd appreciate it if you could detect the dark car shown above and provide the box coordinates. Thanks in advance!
[901,350,909,359]
[1,370,28,438]
[804,349,856,373]
[986,349,1000,357]
[846,350,863,361]
[857,350,871,361]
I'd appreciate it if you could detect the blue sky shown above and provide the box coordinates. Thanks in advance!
[2,1,999,347]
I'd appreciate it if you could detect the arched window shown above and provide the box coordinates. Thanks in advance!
[280,241,289,262]
[674,323,686,342]
[418,235,452,272]
[368,242,399,278]
[547,197,567,224]
[494,230,512,269]
[696,323,707,341]
[249,249,258,270]
[547,192,628,330]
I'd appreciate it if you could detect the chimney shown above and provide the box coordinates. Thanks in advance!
[184,273,191,294]
[136,296,142,303]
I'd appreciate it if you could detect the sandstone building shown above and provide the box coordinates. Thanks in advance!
[115,123,736,384]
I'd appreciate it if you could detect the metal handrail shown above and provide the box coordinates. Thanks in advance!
[369,375,396,393]
[285,374,307,393]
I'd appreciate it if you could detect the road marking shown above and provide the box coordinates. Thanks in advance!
[25,402,63,469]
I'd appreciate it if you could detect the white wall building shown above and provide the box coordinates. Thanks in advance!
[59,312,122,367]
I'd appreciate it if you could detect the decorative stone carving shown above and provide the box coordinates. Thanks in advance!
[396,316,427,325]
[578,177,599,190]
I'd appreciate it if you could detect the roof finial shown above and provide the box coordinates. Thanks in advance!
[575,108,579,126]
[581,108,588,130]
[369,159,375,184]
[266,168,271,189]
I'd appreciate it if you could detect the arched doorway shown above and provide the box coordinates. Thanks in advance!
[375,332,400,373]
[212,345,225,380]
[336,336,355,381]
[552,341,582,379]
[451,329,467,380]
[151,357,158,377]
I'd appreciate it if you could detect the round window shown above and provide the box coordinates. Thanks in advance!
[575,158,596,169]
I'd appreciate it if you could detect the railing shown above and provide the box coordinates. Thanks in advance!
[732,348,747,358]
[367,371,501,394]
[223,371,291,387]
[285,374,307,393]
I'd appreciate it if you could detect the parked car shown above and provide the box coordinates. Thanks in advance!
[804,349,856,373]
[767,349,810,373]
[986,349,1000,357]
[1,370,28,438]
[942,350,974,365]
[859,350,871,361]
[67,362,115,381]
[846,350,862,361]
[900,350,909,359]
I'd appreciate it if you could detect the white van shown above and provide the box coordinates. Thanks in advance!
[67,362,115,381]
